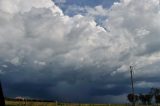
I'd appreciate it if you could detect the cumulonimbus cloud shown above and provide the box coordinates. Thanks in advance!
[0,0,160,103]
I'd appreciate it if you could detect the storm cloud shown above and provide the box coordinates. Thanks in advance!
[0,0,160,103]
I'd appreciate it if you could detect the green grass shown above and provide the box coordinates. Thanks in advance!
[6,100,57,106]
[5,100,127,106]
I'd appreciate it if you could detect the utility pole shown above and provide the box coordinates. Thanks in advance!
[130,66,135,106]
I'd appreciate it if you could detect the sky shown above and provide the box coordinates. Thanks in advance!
[0,0,160,104]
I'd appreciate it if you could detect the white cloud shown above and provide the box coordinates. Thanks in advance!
[10,57,20,66]
[135,81,160,88]
[0,0,63,15]
[0,0,160,75]
[1,64,8,68]
[85,5,109,17]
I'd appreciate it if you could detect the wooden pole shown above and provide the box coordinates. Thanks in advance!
[130,66,135,106]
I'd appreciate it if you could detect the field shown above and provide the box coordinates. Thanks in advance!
[5,100,127,106]
[6,100,56,106]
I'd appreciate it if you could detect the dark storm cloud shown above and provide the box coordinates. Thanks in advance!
[89,86,129,96]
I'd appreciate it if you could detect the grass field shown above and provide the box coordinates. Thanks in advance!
[5,100,128,106]
[6,100,56,106]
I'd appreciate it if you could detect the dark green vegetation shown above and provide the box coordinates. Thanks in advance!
[0,81,5,106]
[127,88,160,105]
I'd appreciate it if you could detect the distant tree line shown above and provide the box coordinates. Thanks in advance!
[127,88,160,105]
[5,97,56,102]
